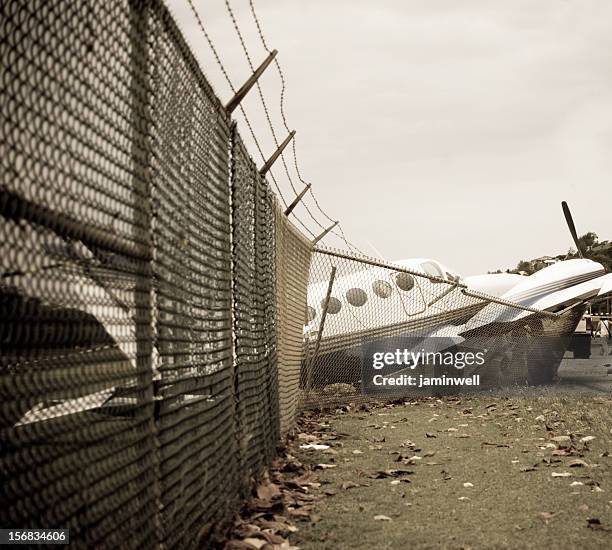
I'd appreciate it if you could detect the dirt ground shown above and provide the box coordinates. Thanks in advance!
[290,360,612,550]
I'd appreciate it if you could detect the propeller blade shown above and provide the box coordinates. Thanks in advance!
[561,201,583,258]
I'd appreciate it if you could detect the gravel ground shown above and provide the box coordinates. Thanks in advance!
[291,357,612,550]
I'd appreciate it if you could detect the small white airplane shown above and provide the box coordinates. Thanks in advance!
[304,202,612,387]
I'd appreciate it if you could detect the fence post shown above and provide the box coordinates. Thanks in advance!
[306,265,336,392]
[129,0,160,546]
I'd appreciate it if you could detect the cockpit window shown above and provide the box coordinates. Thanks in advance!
[322,297,342,314]
[372,280,393,298]
[421,261,444,283]
[346,287,367,307]
[395,272,415,292]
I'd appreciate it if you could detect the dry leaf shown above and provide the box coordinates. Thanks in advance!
[299,444,330,450]
[369,469,414,479]
[568,459,589,468]
[587,518,610,531]
[242,538,267,549]
[551,436,571,447]
[551,472,572,478]
[374,515,392,521]
[256,481,282,502]
[315,463,336,470]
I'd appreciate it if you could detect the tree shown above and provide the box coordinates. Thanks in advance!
[578,232,598,252]
[516,260,533,274]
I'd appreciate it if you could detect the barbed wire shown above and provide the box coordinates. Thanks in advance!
[186,0,318,238]
[247,0,365,254]
[186,0,363,249]
[223,0,328,234]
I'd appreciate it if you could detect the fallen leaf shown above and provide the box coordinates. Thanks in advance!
[242,538,266,549]
[425,432,436,438]
[315,463,336,470]
[587,518,610,531]
[352,450,363,455]
[340,481,360,490]
[550,435,572,447]
[299,444,330,450]
[552,449,569,456]
[551,472,572,478]
[256,482,282,502]
[580,436,596,444]
[463,482,474,488]
[374,515,392,521]
[458,496,470,501]
[568,459,589,468]
[570,481,584,486]
[369,469,414,479]
[539,511,556,521]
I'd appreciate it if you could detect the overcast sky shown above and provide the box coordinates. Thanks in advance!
[169,0,611,275]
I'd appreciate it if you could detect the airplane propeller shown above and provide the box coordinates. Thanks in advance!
[561,201,584,258]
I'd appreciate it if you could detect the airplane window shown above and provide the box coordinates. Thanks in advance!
[346,287,367,307]
[372,280,393,298]
[306,306,316,323]
[321,296,342,314]
[395,272,414,292]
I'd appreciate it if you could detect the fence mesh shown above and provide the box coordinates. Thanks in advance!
[275,202,312,434]
[301,248,586,407]
[148,4,237,547]
[0,0,310,546]
[231,128,279,482]
[1,0,158,547]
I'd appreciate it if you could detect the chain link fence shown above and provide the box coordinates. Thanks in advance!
[1,0,311,546]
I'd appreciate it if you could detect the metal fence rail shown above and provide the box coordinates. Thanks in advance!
[0,0,312,547]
